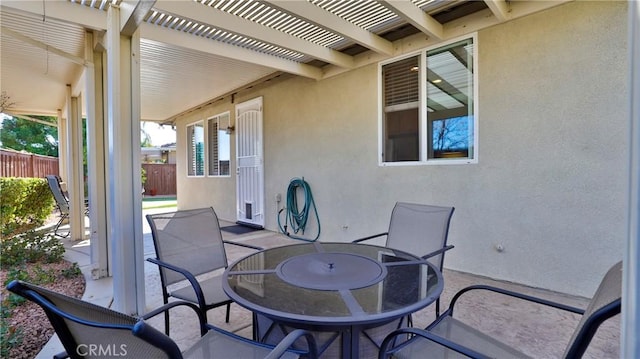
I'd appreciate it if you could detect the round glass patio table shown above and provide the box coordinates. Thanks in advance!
[223,242,443,358]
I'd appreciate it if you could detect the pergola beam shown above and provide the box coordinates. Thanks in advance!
[155,0,354,69]
[1,26,90,67]
[120,0,157,36]
[484,0,510,22]
[379,0,443,41]
[0,1,107,31]
[3,112,57,127]
[141,24,323,80]
[268,0,394,56]
[2,0,323,79]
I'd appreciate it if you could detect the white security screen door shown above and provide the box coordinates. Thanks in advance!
[235,97,265,228]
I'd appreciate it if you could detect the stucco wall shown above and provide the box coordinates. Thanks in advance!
[175,1,628,297]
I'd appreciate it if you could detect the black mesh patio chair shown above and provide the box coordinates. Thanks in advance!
[7,280,318,359]
[146,207,263,335]
[45,175,89,238]
[379,261,622,359]
[352,202,455,315]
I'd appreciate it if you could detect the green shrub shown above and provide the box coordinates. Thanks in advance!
[2,264,60,288]
[0,232,81,358]
[61,262,81,278]
[0,261,82,358]
[2,266,30,286]
[141,167,147,186]
[0,207,82,359]
[0,231,64,269]
[0,178,55,238]
[0,308,22,359]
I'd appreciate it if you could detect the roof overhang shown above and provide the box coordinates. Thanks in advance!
[1,0,571,122]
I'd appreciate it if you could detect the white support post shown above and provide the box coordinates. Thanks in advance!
[129,27,145,313]
[65,86,87,241]
[624,1,640,357]
[57,109,67,181]
[106,5,145,315]
[85,31,110,279]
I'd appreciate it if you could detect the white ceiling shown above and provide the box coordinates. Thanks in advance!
[0,0,568,122]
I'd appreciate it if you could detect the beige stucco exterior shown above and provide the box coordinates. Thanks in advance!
[174,1,628,297]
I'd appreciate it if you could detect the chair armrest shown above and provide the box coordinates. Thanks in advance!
[145,258,207,309]
[445,285,585,319]
[207,326,318,359]
[13,285,132,331]
[379,327,492,359]
[140,300,207,336]
[352,232,388,243]
[264,329,318,359]
[421,245,454,260]
[223,240,263,251]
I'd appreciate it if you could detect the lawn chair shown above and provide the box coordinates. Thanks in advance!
[7,280,318,359]
[45,175,88,238]
[352,202,455,315]
[378,261,622,359]
[146,207,263,336]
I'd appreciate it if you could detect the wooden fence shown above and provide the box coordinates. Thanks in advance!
[1,149,176,195]
[0,148,59,178]
[142,163,176,196]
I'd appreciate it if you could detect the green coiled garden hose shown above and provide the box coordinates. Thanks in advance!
[277,177,320,242]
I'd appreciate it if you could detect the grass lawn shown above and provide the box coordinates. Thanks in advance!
[142,196,177,210]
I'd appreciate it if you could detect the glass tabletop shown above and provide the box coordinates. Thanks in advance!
[223,242,443,326]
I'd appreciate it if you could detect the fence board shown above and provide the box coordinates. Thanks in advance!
[0,149,59,178]
[1,150,177,196]
[142,163,176,196]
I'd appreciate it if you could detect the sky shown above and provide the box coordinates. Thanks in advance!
[141,121,176,147]
[1,115,177,148]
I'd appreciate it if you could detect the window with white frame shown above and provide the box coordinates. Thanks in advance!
[208,112,231,176]
[187,121,205,176]
[380,36,477,164]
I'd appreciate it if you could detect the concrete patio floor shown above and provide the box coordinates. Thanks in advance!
[40,209,620,358]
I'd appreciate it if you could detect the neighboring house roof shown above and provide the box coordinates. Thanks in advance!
[141,146,176,164]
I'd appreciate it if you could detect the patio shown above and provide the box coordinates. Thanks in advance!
[2,1,637,353]
[39,207,620,358]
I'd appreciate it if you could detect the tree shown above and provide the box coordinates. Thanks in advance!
[0,91,15,112]
[141,122,153,147]
[0,116,58,157]
[432,116,470,153]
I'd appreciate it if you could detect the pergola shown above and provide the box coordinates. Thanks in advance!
[1,1,638,355]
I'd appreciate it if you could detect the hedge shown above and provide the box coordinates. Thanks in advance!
[0,178,55,238]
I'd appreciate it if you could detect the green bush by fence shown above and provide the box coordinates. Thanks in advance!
[0,178,55,238]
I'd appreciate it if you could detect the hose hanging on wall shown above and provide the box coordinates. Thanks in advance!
[277,177,320,242]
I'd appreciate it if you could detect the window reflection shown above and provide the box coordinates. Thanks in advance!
[207,112,231,176]
[427,39,474,159]
[235,252,265,297]
[187,122,204,176]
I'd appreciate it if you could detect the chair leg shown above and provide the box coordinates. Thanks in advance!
[252,312,258,341]
[54,214,70,238]
[164,300,171,336]
[225,303,231,323]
